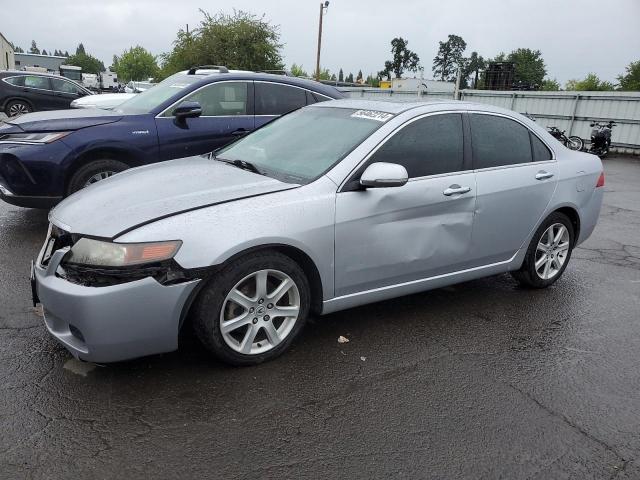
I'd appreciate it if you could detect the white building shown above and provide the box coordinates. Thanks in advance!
[0,31,15,70]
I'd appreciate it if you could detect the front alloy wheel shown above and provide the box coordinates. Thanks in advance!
[220,269,301,355]
[193,250,310,365]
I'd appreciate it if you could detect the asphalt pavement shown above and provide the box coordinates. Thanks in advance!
[1,156,639,479]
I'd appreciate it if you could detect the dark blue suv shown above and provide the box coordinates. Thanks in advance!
[0,68,343,208]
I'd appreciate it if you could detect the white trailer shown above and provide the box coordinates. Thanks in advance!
[99,70,119,91]
[82,73,99,90]
[59,65,82,82]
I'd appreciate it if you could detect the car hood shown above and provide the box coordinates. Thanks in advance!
[50,156,298,239]
[5,108,122,132]
[71,93,136,110]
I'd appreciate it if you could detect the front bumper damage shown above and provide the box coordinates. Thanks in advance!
[33,246,201,363]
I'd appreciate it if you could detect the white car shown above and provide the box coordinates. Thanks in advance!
[70,93,136,110]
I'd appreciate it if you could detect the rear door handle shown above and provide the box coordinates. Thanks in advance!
[443,185,471,196]
[535,171,554,180]
[231,128,250,136]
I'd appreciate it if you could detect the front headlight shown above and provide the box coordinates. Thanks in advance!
[64,238,182,267]
[0,132,71,144]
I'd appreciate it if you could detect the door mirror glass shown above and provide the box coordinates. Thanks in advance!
[360,162,408,188]
[173,101,202,121]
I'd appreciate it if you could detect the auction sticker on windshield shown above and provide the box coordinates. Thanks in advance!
[350,110,394,122]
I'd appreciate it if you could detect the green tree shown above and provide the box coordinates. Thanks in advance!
[380,37,420,80]
[365,74,380,87]
[506,48,546,87]
[346,72,354,83]
[160,10,284,79]
[64,53,106,74]
[64,51,69,57]
[565,73,614,91]
[113,46,159,82]
[356,70,363,82]
[618,61,640,91]
[290,63,307,77]
[432,34,466,81]
[42,49,48,56]
[13,45,24,53]
[29,40,40,54]
[462,51,485,89]
[312,68,331,80]
[338,68,344,82]
[541,78,560,91]
[76,43,86,55]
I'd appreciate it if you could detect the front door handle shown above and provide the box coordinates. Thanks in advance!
[443,185,471,196]
[231,128,250,136]
[535,171,554,180]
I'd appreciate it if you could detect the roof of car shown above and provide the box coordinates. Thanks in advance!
[0,70,66,79]
[311,98,532,118]
[310,98,456,114]
[176,71,344,98]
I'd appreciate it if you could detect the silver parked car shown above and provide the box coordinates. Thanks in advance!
[32,99,604,365]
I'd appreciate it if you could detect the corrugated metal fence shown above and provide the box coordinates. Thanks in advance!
[340,87,640,153]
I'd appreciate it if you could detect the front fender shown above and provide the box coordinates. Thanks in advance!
[116,177,338,300]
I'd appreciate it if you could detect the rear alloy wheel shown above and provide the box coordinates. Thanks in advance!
[5,100,32,117]
[66,159,129,195]
[511,212,574,288]
[193,251,310,365]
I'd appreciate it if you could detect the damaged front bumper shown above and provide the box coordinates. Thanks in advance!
[33,248,201,363]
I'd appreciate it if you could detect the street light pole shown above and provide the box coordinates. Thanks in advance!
[315,1,329,81]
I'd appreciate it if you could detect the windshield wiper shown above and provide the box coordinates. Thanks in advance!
[213,155,264,175]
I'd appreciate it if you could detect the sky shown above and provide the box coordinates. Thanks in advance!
[3,0,639,85]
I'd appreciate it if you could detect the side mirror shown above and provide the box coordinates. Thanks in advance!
[173,101,202,123]
[360,162,408,189]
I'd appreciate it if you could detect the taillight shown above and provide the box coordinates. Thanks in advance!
[595,172,605,188]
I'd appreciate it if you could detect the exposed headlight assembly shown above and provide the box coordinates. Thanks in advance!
[0,132,71,144]
[64,238,182,267]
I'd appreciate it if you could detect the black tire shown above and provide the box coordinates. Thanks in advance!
[5,99,32,117]
[192,250,311,366]
[66,159,129,195]
[566,136,583,151]
[511,212,575,288]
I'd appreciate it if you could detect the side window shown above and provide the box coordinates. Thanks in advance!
[470,114,532,168]
[368,113,464,178]
[24,76,51,90]
[531,132,552,162]
[51,78,82,94]
[182,82,248,116]
[255,83,307,115]
[4,76,25,87]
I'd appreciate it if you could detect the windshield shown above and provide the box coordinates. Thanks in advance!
[216,107,390,184]
[115,74,199,114]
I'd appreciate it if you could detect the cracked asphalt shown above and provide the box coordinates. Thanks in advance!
[1,156,639,479]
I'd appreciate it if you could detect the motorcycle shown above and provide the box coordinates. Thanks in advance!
[546,126,584,151]
[589,121,616,158]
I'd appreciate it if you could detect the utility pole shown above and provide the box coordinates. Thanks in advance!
[315,1,330,81]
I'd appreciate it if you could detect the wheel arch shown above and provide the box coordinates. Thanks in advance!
[178,242,325,338]
[552,205,581,246]
[218,243,325,316]
[63,146,145,195]
[4,96,35,113]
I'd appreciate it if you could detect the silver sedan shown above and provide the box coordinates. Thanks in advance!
[32,99,604,365]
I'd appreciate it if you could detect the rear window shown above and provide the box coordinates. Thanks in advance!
[470,114,533,168]
[531,133,552,161]
[24,76,51,90]
[255,82,307,116]
[3,76,24,87]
